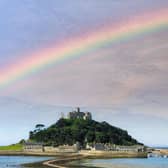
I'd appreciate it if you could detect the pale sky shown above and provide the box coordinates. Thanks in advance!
[0,0,168,146]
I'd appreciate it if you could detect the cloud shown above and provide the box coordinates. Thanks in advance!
[0,0,168,145]
[5,29,167,114]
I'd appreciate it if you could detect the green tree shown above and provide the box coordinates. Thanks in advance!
[35,124,45,132]
[29,118,142,146]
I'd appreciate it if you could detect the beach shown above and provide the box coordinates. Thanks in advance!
[22,151,147,168]
[0,154,168,168]
[0,150,147,168]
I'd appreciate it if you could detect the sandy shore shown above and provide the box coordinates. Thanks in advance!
[0,150,78,157]
[23,154,97,168]
[80,150,147,158]
[0,150,147,157]
[152,148,168,155]
[42,155,88,168]
[0,150,147,168]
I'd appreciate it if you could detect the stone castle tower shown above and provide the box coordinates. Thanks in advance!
[67,107,92,120]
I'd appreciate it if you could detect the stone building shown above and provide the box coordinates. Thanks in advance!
[68,107,92,120]
[58,144,79,153]
[23,142,44,152]
[24,142,79,153]
[115,145,145,152]
[86,143,145,152]
[44,143,79,153]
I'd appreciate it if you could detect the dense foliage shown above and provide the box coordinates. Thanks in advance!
[29,118,142,146]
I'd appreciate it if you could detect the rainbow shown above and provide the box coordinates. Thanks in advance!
[0,9,168,90]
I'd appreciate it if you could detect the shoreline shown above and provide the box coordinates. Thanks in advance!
[42,155,89,168]
[0,150,147,157]
[0,150,78,157]
[0,150,147,168]
[42,152,147,168]
[22,154,97,168]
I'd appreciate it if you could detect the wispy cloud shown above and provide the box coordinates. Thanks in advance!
[0,0,168,145]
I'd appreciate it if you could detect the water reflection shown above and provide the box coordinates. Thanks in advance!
[72,158,168,168]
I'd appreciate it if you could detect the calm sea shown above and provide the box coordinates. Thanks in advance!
[0,156,52,168]
[76,157,168,168]
[1,156,168,168]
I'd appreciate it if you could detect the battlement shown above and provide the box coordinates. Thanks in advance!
[67,107,92,120]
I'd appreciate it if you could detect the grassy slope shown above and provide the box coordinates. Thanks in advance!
[0,144,22,151]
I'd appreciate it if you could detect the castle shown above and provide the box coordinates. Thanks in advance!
[67,107,92,120]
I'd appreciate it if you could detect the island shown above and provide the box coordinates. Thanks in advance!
[0,108,148,167]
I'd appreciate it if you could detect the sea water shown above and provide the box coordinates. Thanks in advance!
[1,156,168,168]
[0,156,53,168]
[78,157,168,168]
